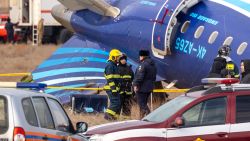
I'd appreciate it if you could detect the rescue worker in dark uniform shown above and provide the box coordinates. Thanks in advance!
[5,18,18,44]
[240,59,250,84]
[104,49,122,120]
[133,50,157,119]
[207,56,227,78]
[208,45,239,78]
[219,45,239,78]
[118,54,134,118]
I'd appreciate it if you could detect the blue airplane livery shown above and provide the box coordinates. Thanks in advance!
[32,0,250,103]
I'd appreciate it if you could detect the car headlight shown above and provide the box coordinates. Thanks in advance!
[89,134,104,141]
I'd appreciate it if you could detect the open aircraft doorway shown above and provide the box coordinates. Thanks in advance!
[151,0,200,59]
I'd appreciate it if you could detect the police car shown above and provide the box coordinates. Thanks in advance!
[86,78,250,141]
[0,82,88,141]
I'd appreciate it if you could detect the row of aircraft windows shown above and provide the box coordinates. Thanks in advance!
[181,21,248,56]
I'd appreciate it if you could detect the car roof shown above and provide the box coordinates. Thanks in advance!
[0,88,54,98]
[186,83,250,97]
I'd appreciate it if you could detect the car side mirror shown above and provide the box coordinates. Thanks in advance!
[76,122,88,133]
[171,117,184,128]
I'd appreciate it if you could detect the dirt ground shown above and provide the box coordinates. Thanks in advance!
[0,44,58,81]
[0,43,182,127]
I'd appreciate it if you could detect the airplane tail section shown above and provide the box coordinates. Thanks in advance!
[32,35,108,103]
[58,0,120,18]
[32,35,137,103]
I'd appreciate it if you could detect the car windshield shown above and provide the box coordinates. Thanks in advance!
[143,95,196,122]
[0,96,8,134]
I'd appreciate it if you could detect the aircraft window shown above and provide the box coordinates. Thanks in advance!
[208,31,219,44]
[223,37,233,46]
[237,42,248,55]
[181,21,190,33]
[194,26,204,39]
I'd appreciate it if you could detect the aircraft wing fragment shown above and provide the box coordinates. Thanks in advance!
[58,0,120,18]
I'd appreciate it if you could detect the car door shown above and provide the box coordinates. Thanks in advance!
[46,97,87,141]
[229,93,250,141]
[46,97,77,140]
[0,96,10,139]
[22,97,50,140]
[167,96,230,141]
[31,96,64,140]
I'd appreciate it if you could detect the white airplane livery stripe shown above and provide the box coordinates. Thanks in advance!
[101,128,166,141]
[209,0,250,18]
[41,77,105,85]
[240,0,250,4]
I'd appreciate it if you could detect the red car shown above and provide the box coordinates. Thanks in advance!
[85,78,250,141]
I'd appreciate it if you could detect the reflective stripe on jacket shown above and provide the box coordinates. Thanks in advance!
[104,61,121,93]
[118,64,134,95]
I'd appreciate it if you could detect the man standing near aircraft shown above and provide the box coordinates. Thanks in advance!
[219,45,239,78]
[104,49,122,120]
[133,50,157,119]
[208,45,239,78]
[5,18,18,44]
[118,54,134,118]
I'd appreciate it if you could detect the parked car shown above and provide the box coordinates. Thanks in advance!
[0,86,88,141]
[86,78,250,141]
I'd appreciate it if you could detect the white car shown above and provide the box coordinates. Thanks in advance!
[0,87,88,141]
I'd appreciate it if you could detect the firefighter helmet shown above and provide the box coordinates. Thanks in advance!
[109,49,122,61]
[218,45,231,56]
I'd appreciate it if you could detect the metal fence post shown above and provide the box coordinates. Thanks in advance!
[150,92,153,111]
[71,96,75,114]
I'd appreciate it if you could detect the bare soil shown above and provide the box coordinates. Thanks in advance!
[0,44,58,81]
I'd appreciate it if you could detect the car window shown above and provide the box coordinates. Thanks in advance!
[236,95,250,123]
[182,97,227,127]
[0,96,8,134]
[33,97,55,129]
[22,98,38,127]
[143,96,196,122]
[47,98,70,132]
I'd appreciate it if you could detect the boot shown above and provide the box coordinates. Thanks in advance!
[104,113,117,121]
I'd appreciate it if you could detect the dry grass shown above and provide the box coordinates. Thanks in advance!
[65,94,184,127]
[0,43,184,127]
[0,44,58,81]
[66,102,152,127]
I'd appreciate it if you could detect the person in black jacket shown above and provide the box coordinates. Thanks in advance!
[5,18,18,44]
[207,56,227,78]
[103,49,122,120]
[240,59,250,84]
[208,45,239,78]
[118,54,134,118]
[133,50,157,119]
